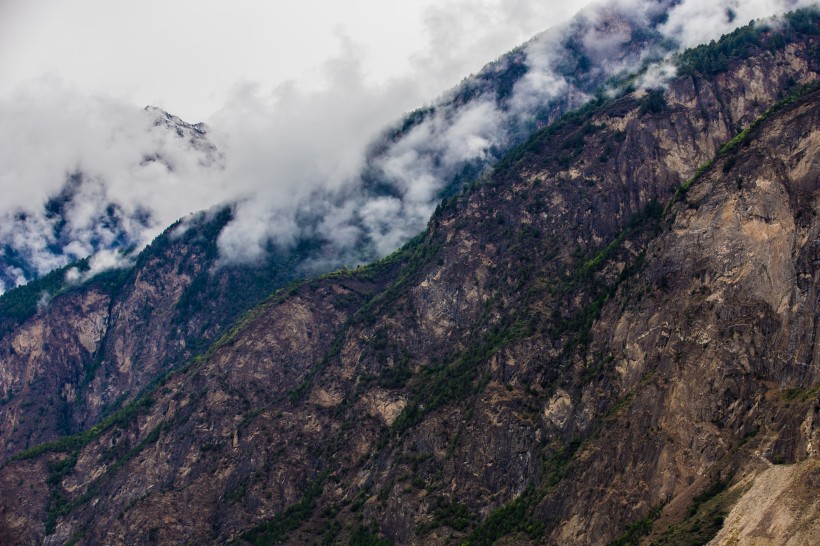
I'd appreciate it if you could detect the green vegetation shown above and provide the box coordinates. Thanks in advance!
[0,256,131,332]
[0,264,73,324]
[554,200,662,353]
[10,395,155,462]
[462,486,544,546]
[44,453,79,533]
[607,504,664,546]
[227,479,250,504]
[490,6,819,185]
[687,477,732,518]
[235,473,327,545]
[493,95,609,176]
[782,384,820,402]
[172,237,324,354]
[639,88,666,115]
[416,498,476,535]
[153,207,335,360]
[40,421,166,534]
[287,233,430,405]
[726,79,820,151]
[542,440,581,487]
[385,105,435,142]
[64,529,87,546]
[392,314,533,434]
[667,79,820,214]
[451,45,528,105]
[676,8,820,76]
[348,523,393,546]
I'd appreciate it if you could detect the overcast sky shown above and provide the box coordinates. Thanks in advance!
[0,0,596,122]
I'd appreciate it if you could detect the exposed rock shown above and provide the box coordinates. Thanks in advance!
[708,458,820,546]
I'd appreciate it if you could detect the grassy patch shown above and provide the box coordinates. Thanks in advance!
[665,80,820,215]
[391,313,533,435]
[782,385,820,402]
[348,523,393,546]
[542,440,581,487]
[42,422,166,534]
[9,396,156,462]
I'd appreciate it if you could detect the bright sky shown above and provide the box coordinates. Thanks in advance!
[0,0,594,122]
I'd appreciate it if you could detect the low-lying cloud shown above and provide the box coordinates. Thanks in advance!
[0,0,815,293]
[0,82,224,280]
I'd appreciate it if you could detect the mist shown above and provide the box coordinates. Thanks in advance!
[0,0,815,292]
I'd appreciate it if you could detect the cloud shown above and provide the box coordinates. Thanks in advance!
[64,248,133,286]
[408,0,586,95]
[36,291,51,311]
[207,0,627,266]
[0,79,223,281]
[637,61,679,90]
[660,0,818,48]
[1,0,816,288]
[209,35,429,264]
[1,268,26,293]
[229,0,818,270]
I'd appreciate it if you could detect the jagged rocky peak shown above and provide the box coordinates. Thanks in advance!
[0,6,818,546]
[141,105,222,167]
[145,105,208,134]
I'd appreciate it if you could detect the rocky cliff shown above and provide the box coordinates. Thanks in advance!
[0,10,819,546]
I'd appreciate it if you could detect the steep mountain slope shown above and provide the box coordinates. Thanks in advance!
[0,208,331,462]
[1,14,818,545]
[0,0,693,467]
[0,0,680,465]
[2,7,817,472]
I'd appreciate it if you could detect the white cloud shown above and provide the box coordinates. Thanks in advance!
[0,79,223,277]
[638,61,678,89]
[1,0,817,284]
[661,0,818,48]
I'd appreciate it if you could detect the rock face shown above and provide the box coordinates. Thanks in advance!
[1,13,819,546]
[707,458,820,546]
[0,208,312,463]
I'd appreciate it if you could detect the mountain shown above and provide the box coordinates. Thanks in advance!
[0,0,684,462]
[0,0,707,466]
[1,6,820,546]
